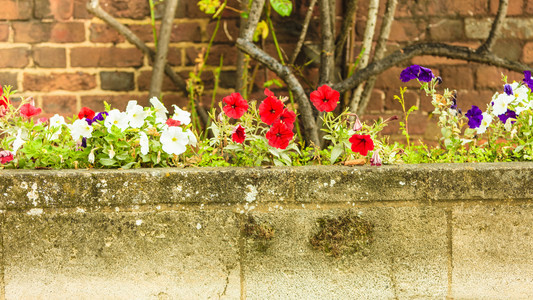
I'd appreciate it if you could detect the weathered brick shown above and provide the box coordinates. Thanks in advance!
[138,71,180,92]
[426,0,488,16]
[24,72,96,91]
[41,95,77,115]
[411,56,464,66]
[455,89,496,110]
[465,18,491,40]
[162,93,192,110]
[71,47,144,67]
[492,39,523,61]
[523,42,533,63]
[100,72,135,91]
[441,66,474,90]
[467,18,533,40]
[0,48,30,68]
[385,89,418,112]
[129,22,204,43]
[0,23,9,41]
[206,19,239,43]
[388,19,426,42]
[73,0,92,19]
[89,23,125,43]
[33,47,66,68]
[80,94,150,112]
[490,0,523,16]
[375,67,420,89]
[0,0,32,20]
[365,89,385,113]
[13,22,85,43]
[527,0,533,14]
[147,47,181,66]
[34,0,74,21]
[475,66,523,89]
[98,0,149,20]
[175,0,205,18]
[429,19,464,41]
[0,72,18,88]
[203,45,237,66]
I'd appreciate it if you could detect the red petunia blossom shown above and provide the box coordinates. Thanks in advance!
[0,88,9,110]
[20,103,42,118]
[277,108,296,130]
[231,124,246,144]
[265,121,294,149]
[259,96,284,125]
[310,85,340,112]
[166,118,181,127]
[78,107,95,120]
[0,150,13,164]
[222,93,248,119]
[264,88,275,97]
[349,134,374,156]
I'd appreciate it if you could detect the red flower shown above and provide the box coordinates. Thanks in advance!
[0,88,9,110]
[266,121,294,149]
[264,88,275,97]
[310,85,340,112]
[20,103,42,118]
[78,107,95,120]
[259,96,284,125]
[231,124,246,144]
[222,93,248,119]
[166,118,181,127]
[277,109,296,130]
[0,150,13,164]
[349,134,374,156]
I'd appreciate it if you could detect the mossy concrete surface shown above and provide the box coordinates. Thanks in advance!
[0,162,532,298]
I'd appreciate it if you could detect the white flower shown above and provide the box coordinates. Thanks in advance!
[477,112,493,134]
[88,150,95,164]
[12,128,25,155]
[510,82,529,105]
[48,114,66,140]
[150,97,168,120]
[104,109,129,133]
[492,93,513,116]
[172,105,191,125]
[139,131,149,155]
[160,127,188,155]
[126,102,149,128]
[70,119,94,140]
[185,129,197,146]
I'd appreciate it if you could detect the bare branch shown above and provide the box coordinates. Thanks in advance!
[236,0,251,95]
[334,0,358,60]
[333,42,532,94]
[289,0,318,65]
[318,0,335,85]
[477,0,509,54]
[149,0,179,98]
[236,38,320,145]
[241,0,266,41]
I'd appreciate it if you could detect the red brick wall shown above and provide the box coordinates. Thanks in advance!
[0,0,531,142]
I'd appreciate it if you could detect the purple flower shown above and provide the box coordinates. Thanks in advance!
[84,118,94,125]
[465,105,483,128]
[400,65,421,82]
[418,66,435,82]
[92,112,108,123]
[523,71,533,90]
[504,84,513,96]
[498,109,517,124]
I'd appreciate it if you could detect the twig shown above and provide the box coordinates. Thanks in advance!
[235,0,250,95]
[334,0,358,62]
[289,0,318,65]
[149,0,179,98]
[477,0,508,54]
[318,0,335,85]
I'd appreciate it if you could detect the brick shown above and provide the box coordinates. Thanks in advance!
[33,47,66,68]
[24,72,96,91]
[161,93,192,110]
[0,48,30,68]
[0,23,9,41]
[385,89,418,112]
[365,89,385,113]
[374,67,420,89]
[523,42,533,63]
[425,0,488,16]
[148,47,181,66]
[388,19,426,42]
[138,71,180,92]
[206,19,239,43]
[100,72,135,91]
[71,47,144,67]
[175,0,206,18]
[13,22,85,43]
[73,0,92,19]
[528,0,533,14]
[203,45,237,66]
[128,23,203,43]
[80,94,149,112]
[127,24,158,43]
[411,56,465,66]
[34,0,74,21]
[454,89,496,110]
[475,66,522,89]
[41,95,77,115]
[98,0,149,20]
[89,23,125,43]
[0,72,18,88]
[0,0,32,20]
[465,18,491,39]
[492,39,522,61]
[490,0,524,16]
[501,18,533,39]
[441,66,474,90]
[429,19,464,41]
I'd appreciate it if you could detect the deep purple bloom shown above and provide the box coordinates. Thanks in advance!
[92,112,108,123]
[504,84,513,96]
[523,71,533,90]
[84,118,94,125]
[450,91,462,114]
[465,105,483,128]
[400,65,421,82]
[81,137,87,148]
[435,76,443,85]
[498,109,517,124]
[418,66,435,82]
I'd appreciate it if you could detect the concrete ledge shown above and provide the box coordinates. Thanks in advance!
[1,162,533,298]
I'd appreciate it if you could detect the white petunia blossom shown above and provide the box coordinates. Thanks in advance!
[70,119,94,141]
[139,131,149,155]
[477,112,493,134]
[48,114,66,140]
[492,93,513,116]
[12,128,25,155]
[160,127,188,155]
[104,109,129,133]
[150,97,168,120]
[126,102,150,128]
[185,129,197,146]
[171,105,191,125]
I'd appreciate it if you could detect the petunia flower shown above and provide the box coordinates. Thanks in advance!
[126,101,149,128]
[400,65,421,82]
[498,109,517,125]
[231,124,246,144]
[48,114,66,140]
[222,93,248,119]
[349,134,374,156]
[370,150,382,166]
[265,121,294,149]
[139,131,149,155]
[0,88,9,110]
[12,129,25,155]
[523,71,533,90]
[171,105,192,125]
[160,126,188,155]
[150,97,168,120]
[352,114,363,131]
[104,109,129,133]
[92,111,108,123]
[418,66,435,82]
[477,112,493,134]
[185,129,197,147]
[465,105,483,129]
[310,85,340,112]
[78,107,95,120]
[0,150,14,164]
[264,88,275,97]
[69,119,94,141]
[165,118,181,127]
[20,103,42,118]
[277,109,296,130]
[259,96,284,125]
[504,84,513,96]
[492,93,513,116]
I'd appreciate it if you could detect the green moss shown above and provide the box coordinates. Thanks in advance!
[243,215,275,253]
[310,213,374,258]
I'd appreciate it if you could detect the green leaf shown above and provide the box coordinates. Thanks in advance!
[253,20,269,42]
[330,144,344,165]
[270,0,292,16]
[99,158,117,166]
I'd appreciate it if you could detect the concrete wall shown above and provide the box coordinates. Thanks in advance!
[0,162,533,298]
